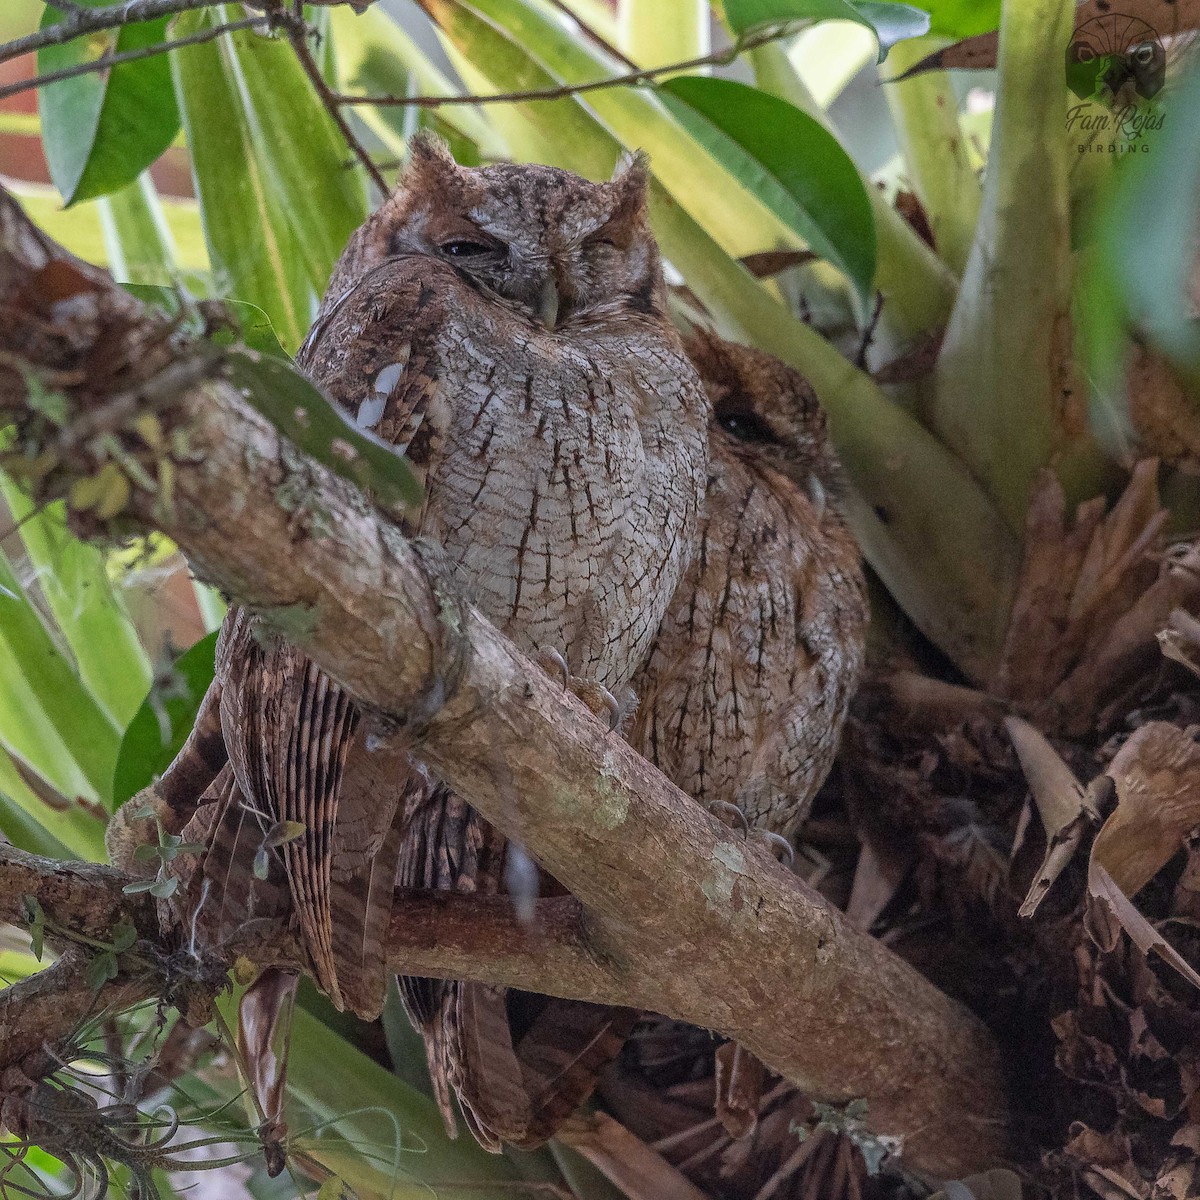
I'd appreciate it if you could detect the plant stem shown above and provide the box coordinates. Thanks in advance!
[881,36,981,276]
[927,0,1106,533]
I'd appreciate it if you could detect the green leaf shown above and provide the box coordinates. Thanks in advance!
[97,173,180,287]
[660,76,876,307]
[85,949,119,989]
[223,348,424,514]
[0,545,121,803]
[0,486,152,728]
[216,6,367,295]
[123,877,163,894]
[112,630,218,807]
[37,0,180,204]
[0,746,106,861]
[170,8,313,351]
[149,876,178,898]
[110,919,138,952]
[723,0,931,60]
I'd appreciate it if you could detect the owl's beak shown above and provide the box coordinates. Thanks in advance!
[535,276,560,330]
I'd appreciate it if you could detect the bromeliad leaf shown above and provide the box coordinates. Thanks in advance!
[224,349,424,515]
[659,77,877,307]
[37,1,181,205]
[723,0,930,60]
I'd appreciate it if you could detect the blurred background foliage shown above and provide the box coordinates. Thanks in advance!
[0,0,1197,1194]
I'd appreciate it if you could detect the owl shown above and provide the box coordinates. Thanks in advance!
[628,330,867,845]
[141,133,709,1132]
[626,329,868,1139]
[391,330,869,1151]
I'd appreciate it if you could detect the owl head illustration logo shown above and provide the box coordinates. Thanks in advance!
[1067,14,1166,105]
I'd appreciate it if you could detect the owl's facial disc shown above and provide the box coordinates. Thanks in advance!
[388,138,663,329]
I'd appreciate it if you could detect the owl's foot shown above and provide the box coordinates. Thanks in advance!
[706,800,749,837]
[534,649,635,733]
[756,830,795,868]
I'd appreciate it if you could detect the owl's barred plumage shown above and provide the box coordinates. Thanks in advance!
[110,135,868,1156]
[173,136,710,1144]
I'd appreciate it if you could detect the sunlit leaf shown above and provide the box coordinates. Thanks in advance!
[171,8,313,350]
[218,6,366,294]
[37,0,180,204]
[0,486,151,727]
[660,76,876,305]
[723,0,931,60]
[0,546,120,803]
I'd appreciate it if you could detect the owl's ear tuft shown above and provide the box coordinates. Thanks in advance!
[609,150,650,218]
[404,132,459,183]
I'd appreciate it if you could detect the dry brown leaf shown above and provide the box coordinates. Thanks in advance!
[1100,722,1200,896]
[714,1043,765,1140]
[237,966,299,1176]
[890,0,1200,80]
[556,1110,712,1200]
[1158,608,1200,678]
[1086,861,1200,989]
[1005,717,1104,916]
[998,463,1176,736]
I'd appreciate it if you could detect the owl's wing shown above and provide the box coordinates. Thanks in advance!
[396,782,634,1151]
[297,257,457,538]
[217,608,404,1018]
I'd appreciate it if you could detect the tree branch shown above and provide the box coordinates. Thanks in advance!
[0,189,1010,1178]
[0,0,374,69]
[0,15,271,103]
[328,34,773,109]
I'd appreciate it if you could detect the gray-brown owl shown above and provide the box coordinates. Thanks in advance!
[629,330,867,844]
[627,330,868,1139]
[135,135,709,1115]
[391,330,870,1151]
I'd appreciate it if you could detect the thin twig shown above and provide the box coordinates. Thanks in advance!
[286,23,390,198]
[0,0,366,69]
[0,16,270,104]
[332,33,774,109]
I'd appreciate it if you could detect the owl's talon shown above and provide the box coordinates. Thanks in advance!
[760,831,795,867]
[535,648,570,691]
[598,686,621,732]
[707,800,749,837]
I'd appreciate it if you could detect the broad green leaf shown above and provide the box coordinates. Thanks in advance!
[619,0,709,67]
[0,745,104,861]
[1101,63,1200,394]
[217,5,367,294]
[660,75,876,306]
[171,8,312,351]
[723,0,931,60]
[97,172,180,286]
[112,629,217,807]
[0,546,120,802]
[223,349,424,513]
[0,486,151,728]
[919,0,1000,37]
[37,0,180,204]
[13,179,208,274]
[278,1004,527,1197]
[929,0,1106,532]
[329,6,503,164]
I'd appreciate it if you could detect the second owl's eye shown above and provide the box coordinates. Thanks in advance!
[440,239,496,258]
[718,410,776,445]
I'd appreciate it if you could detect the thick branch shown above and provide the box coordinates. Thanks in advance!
[0,190,1009,1178]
